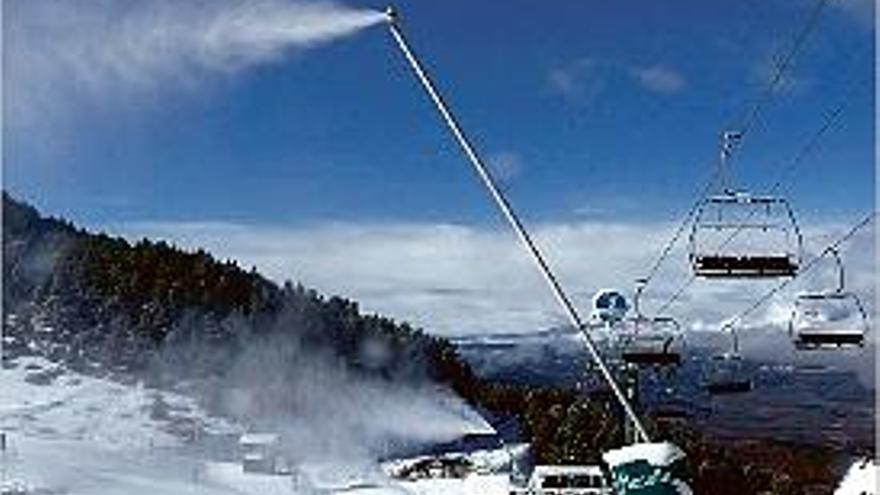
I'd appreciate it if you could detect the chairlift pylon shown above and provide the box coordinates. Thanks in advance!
[704,325,753,396]
[689,132,803,279]
[789,249,869,350]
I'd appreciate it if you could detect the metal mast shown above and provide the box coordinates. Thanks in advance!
[385,7,650,443]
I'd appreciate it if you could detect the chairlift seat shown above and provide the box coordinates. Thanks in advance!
[694,254,798,278]
[617,319,684,368]
[690,190,802,279]
[705,379,752,395]
[791,290,868,351]
[794,331,864,349]
[652,394,691,421]
[654,407,689,422]
[704,352,752,395]
[622,351,681,366]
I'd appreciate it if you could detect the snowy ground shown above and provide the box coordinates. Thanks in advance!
[0,355,518,494]
[3,355,866,494]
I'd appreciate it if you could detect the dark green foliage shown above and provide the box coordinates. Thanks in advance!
[1,193,474,385]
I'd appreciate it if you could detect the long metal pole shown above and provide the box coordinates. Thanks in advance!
[386,13,650,443]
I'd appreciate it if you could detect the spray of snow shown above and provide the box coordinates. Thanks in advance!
[224,342,493,462]
[156,324,495,464]
[6,0,385,126]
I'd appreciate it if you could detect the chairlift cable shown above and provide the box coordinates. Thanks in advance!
[656,277,698,315]
[653,78,866,314]
[707,77,864,252]
[714,72,867,247]
[640,175,720,290]
[724,210,876,330]
[639,0,834,299]
[732,0,834,140]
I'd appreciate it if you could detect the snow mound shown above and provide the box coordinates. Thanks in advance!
[835,458,877,495]
[0,356,235,451]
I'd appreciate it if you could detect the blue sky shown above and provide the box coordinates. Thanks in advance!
[5,0,874,227]
[3,0,876,341]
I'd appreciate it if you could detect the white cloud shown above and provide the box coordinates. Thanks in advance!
[749,54,812,96]
[487,151,524,183]
[548,58,686,100]
[833,0,875,30]
[105,218,875,342]
[628,65,686,94]
[5,0,384,130]
[546,58,604,100]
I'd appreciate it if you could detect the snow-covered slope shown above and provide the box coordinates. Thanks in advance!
[0,355,518,494]
[0,356,236,451]
[834,458,877,495]
[0,355,240,494]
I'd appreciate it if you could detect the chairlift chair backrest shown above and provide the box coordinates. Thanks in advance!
[789,250,869,350]
[690,193,803,278]
[689,131,803,279]
[704,326,753,395]
[618,317,684,368]
[614,280,685,367]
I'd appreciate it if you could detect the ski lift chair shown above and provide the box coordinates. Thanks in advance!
[704,326,753,396]
[790,249,869,350]
[646,369,691,422]
[619,316,684,367]
[690,192,802,279]
[618,280,684,368]
[653,393,691,423]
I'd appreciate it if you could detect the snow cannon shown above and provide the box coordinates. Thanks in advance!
[384,5,398,24]
[602,442,693,495]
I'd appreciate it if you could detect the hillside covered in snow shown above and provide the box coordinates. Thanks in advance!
[1,193,862,493]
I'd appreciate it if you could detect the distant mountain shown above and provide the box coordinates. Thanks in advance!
[455,327,874,454]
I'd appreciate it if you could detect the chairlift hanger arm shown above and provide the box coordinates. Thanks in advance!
[828,248,845,294]
[384,9,650,443]
[725,211,876,333]
[641,0,836,304]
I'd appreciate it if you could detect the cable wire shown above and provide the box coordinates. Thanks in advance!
[725,211,876,329]
[639,0,834,298]
[733,0,834,139]
[654,75,868,314]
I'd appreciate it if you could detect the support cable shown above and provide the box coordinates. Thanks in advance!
[639,0,834,299]
[654,77,868,314]
[725,211,875,329]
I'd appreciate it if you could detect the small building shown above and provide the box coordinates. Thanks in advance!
[516,465,611,495]
[238,433,282,474]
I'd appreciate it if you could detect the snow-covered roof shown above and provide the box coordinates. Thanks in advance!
[456,406,496,436]
[239,433,279,445]
[602,442,685,468]
[835,458,877,495]
[532,465,604,476]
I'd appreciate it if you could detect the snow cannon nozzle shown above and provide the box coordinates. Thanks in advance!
[384,5,398,24]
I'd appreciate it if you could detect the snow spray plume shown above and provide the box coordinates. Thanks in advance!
[219,332,493,463]
[154,313,493,463]
[6,0,385,126]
